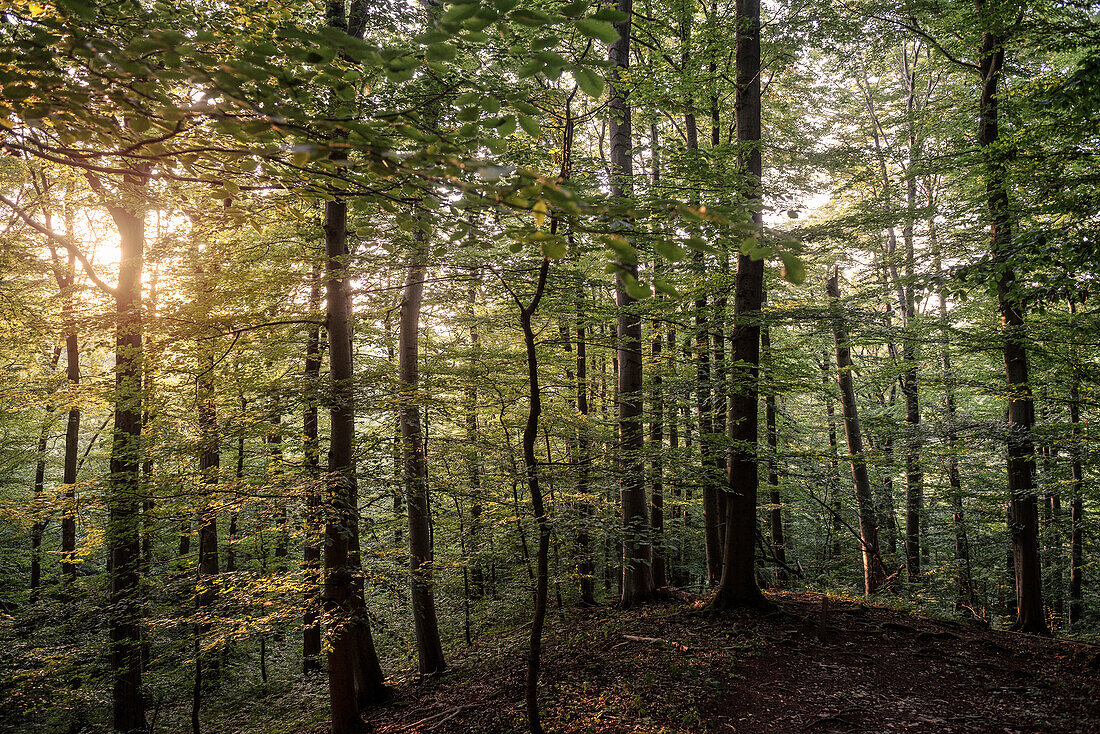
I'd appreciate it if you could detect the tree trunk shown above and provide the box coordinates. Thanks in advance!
[827,267,886,596]
[58,249,80,586]
[192,335,220,734]
[649,119,667,590]
[976,9,1047,635]
[711,0,767,610]
[323,196,387,734]
[518,258,551,734]
[400,223,446,674]
[107,196,146,734]
[763,326,786,585]
[574,276,596,605]
[303,263,323,674]
[1068,297,1084,625]
[609,0,652,608]
[465,273,484,599]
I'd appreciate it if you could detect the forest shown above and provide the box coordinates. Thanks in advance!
[0,0,1098,732]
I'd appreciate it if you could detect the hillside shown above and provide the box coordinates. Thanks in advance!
[351,592,1099,734]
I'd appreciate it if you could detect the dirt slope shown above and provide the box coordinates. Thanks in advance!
[356,591,1100,733]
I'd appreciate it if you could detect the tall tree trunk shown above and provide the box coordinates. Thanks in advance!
[822,358,844,561]
[107,193,146,734]
[1067,297,1084,625]
[899,51,924,582]
[465,272,484,599]
[192,335,220,734]
[827,267,886,596]
[323,195,388,734]
[681,9,722,587]
[609,0,652,608]
[763,326,786,584]
[976,8,1047,635]
[57,249,80,586]
[400,224,446,673]
[934,231,974,614]
[517,259,551,734]
[712,0,767,609]
[574,275,596,605]
[649,119,667,590]
[303,263,323,674]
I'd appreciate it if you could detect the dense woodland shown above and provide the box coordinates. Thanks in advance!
[0,0,1098,732]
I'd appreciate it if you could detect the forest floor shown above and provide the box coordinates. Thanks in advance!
[330,590,1100,734]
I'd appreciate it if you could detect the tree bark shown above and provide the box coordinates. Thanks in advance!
[400,224,446,673]
[323,196,388,734]
[712,0,767,610]
[827,267,886,596]
[1067,297,1084,625]
[763,326,786,585]
[303,263,323,674]
[517,258,551,734]
[976,6,1047,635]
[609,0,653,608]
[107,194,147,734]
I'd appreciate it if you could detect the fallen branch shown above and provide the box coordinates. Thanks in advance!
[395,705,473,732]
[621,634,690,653]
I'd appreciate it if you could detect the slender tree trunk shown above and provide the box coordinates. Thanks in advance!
[400,223,446,673]
[517,259,551,734]
[827,267,886,596]
[574,275,596,605]
[192,334,220,734]
[763,326,785,584]
[609,0,652,608]
[465,273,484,599]
[712,0,767,610]
[226,397,244,574]
[58,250,80,586]
[822,358,843,561]
[649,119,667,590]
[976,10,1047,635]
[1067,297,1085,625]
[303,264,323,674]
[934,228,974,613]
[30,344,57,596]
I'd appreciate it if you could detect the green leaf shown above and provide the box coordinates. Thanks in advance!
[481,96,501,113]
[532,35,560,50]
[654,277,680,297]
[495,114,517,137]
[426,42,456,62]
[592,7,629,22]
[561,0,588,18]
[653,240,686,262]
[625,279,652,299]
[440,3,481,25]
[575,18,619,44]
[600,233,636,264]
[518,114,541,137]
[573,65,604,98]
[780,252,806,285]
[511,8,551,25]
[518,60,543,78]
[542,238,567,259]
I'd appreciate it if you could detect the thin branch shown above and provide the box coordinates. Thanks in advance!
[0,194,118,296]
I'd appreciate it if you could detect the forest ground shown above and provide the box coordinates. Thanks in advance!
[326,591,1100,734]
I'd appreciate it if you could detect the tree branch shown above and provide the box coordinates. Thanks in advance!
[0,194,118,296]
